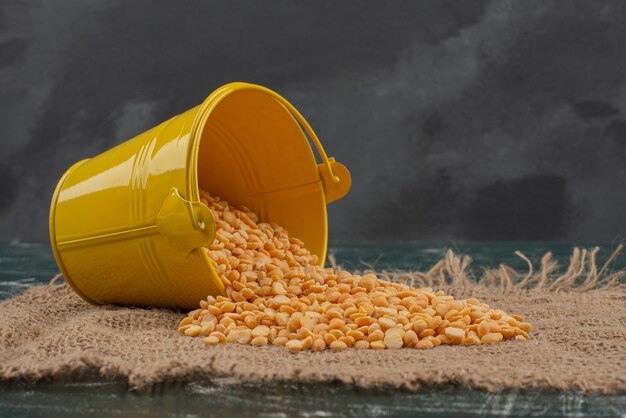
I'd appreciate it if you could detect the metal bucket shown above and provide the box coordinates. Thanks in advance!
[49,82,351,309]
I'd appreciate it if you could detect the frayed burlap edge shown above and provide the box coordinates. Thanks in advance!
[333,243,626,295]
[1,245,625,394]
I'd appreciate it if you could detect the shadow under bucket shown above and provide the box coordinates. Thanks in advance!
[49,82,351,309]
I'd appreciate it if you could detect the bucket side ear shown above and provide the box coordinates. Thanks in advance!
[157,188,216,257]
[318,158,351,205]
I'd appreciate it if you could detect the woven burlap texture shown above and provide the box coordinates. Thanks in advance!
[1,247,625,393]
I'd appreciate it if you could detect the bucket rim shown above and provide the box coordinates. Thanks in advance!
[184,82,334,265]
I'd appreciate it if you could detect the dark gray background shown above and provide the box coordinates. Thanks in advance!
[1,0,625,243]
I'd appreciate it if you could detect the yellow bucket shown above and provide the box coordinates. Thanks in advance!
[49,82,351,309]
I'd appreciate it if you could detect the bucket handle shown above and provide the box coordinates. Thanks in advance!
[192,83,350,204]
[245,85,341,185]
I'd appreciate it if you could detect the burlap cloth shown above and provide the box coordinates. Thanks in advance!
[1,248,625,393]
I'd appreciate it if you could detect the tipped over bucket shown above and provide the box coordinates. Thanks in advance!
[49,82,351,309]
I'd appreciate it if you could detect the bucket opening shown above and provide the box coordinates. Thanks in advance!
[195,88,329,262]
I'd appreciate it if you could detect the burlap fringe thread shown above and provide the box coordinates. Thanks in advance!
[328,243,626,295]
